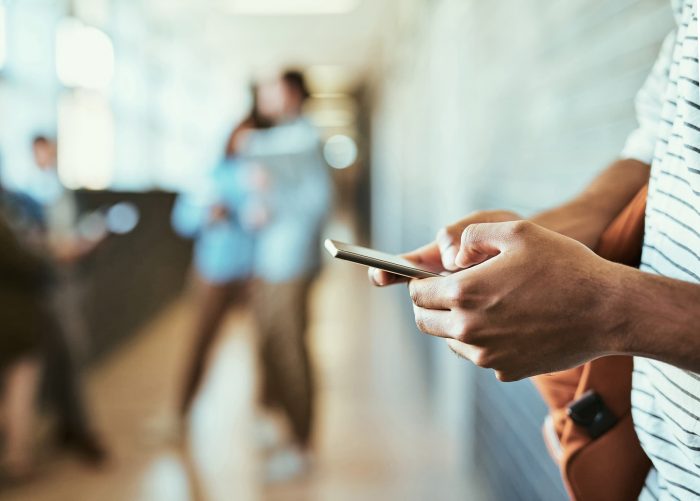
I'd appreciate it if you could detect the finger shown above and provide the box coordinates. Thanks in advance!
[455,220,528,268]
[437,212,523,271]
[402,242,445,273]
[369,267,407,287]
[412,305,454,339]
[369,242,444,287]
[494,370,520,383]
[408,276,454,309]
[446,339,483,363]
[436,225,463,271]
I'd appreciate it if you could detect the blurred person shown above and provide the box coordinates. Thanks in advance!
[173,98,270,418]
[175,73,331,481]
[27,136,106,464]
[0,187,48,479]
[31,136,102,260]
[370,2,700,499]
[245,70,332,482]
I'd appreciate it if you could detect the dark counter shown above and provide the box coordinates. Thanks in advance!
[74,190,191,361]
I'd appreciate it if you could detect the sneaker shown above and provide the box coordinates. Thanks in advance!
[255,415,284,452]
[264,446,311,484]
[57,429,108,466]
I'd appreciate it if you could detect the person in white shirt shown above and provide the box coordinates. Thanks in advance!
[371,1,699,498]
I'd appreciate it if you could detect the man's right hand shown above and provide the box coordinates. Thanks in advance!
[368,209,521,286]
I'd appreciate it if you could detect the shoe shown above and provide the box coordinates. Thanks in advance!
[57,429,108,466]
[264,446,311,484]
[255,415,284,452]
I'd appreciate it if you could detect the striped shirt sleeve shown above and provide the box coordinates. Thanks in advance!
[621,31,676,164]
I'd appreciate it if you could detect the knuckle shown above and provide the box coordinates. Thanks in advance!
[461,223,480,245]
[508,219,531,236]
[452,317,474,342]
[444,283,465,306]
[455,279,473,299]
[451,323,468,342]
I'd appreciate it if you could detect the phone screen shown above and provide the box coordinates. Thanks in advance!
[324,239,440,279]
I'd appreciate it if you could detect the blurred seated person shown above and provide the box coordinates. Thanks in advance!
[0,190,48,478]
[242,70,332,482]
[173,94,270,418]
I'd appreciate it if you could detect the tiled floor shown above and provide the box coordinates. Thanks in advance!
[0,257,478,501]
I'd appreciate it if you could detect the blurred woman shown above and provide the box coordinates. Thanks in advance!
[173,99,270,417]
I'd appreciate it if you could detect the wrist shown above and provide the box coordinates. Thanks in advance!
[595,261,637,355]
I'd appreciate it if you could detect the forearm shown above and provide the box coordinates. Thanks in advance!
[606,264,700,373]
[532,158,650,248]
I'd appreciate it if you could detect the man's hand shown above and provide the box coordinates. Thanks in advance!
[368,210,521,286]
[409,220,624,381]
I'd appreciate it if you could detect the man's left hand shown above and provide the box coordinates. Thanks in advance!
[409,220,626,381]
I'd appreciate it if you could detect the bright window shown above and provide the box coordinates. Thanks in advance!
[224,0,359,15]
[56,18,114,90]
[58,91,115,189]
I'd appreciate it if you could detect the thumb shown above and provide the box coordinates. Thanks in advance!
[455,221,525,268]
[436,224,465,271]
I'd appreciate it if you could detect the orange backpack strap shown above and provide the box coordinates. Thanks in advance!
[596,184,648,265]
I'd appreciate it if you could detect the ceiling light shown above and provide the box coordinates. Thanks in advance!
[0,3,6,70]
[224,0,360,16]
[56,18,114,89]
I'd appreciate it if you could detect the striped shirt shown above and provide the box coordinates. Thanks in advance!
[621,1,700,499]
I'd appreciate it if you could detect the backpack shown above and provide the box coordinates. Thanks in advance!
[531,184,651,501]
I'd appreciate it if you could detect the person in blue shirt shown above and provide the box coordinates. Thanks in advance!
[174,73,331,483]
[245,70,332,482]
[173,104,270,416]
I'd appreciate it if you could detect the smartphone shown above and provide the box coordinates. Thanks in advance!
[324,239,440,279]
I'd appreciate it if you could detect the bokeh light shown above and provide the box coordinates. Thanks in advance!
[323,134,357,169]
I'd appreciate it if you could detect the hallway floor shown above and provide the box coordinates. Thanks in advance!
[0,255,478,501]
